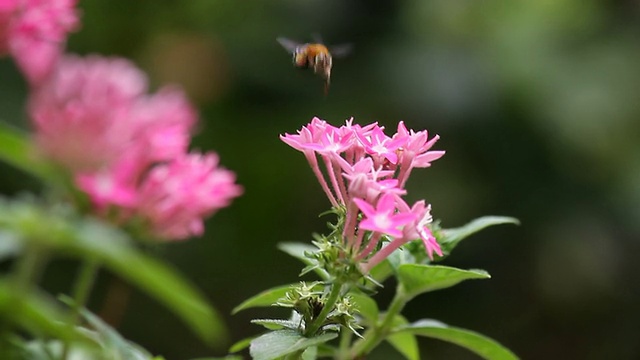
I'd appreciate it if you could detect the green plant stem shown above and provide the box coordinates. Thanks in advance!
[304,281,344,337]
[13,244,46,292]
[336,326,353,360]
[349,288,410,358]
[61,259,100,360]
[1,244,46,348]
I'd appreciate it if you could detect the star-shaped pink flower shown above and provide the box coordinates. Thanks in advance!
[353,193,416,238]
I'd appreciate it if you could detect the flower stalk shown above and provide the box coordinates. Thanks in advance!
[350,287,410,358]
[304,281,345,337]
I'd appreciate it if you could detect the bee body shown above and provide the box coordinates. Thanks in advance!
[277,36,350,94]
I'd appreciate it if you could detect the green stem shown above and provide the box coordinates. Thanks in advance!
[304,281,344,337]
[0,244,47,348]
[13,244,46,292]
[61,259,100,360]
[350,287,410,358]
[336,327,353,360]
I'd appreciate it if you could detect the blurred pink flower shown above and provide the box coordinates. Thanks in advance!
[0,0,80,85]
[29,54,241,241]
[29,55,149,172]
[136,153,243,240]
[29,55,198,175]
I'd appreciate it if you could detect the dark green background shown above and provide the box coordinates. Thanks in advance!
[1,1,639,359]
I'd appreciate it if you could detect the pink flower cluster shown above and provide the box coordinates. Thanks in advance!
[0,0,79,85]
[281,118,445,272]
[29,55,242,241]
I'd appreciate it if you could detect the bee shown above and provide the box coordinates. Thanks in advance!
[277,36,351,95]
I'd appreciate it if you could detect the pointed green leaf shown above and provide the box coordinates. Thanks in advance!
[249,330,337,360]
[395,319,518,360]
[387,315,419,360]
[232,284,293,314]
[397,264,490,299]
[0,121,59,182]
[277,242,329,280]
[436,216,519,258]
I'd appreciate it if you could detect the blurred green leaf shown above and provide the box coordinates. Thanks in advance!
[229,337,254,353]
[0,230,22,261]
[0,280,92,345]
[71,220,228,346]
[232,284,293,314]
[367,258,393,285]
[435,216,520,259]
[21,340,99,360]
[249,330,337,360]
[301,346,318,360]
[387,315,419,360]
[277,242,329,280]
[396,264,490,299]
[348,291,379,325]
[394,319,519,360]
[0,121,59,183]
[0,198,227,345]
[74,302,155,360]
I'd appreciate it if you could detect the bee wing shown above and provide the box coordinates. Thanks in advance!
[277,37,301,53]
[330,43,352,58]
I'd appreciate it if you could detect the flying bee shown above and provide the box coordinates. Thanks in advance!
[277,36,351,95]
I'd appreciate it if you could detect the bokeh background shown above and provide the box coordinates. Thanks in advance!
[2,0,639,359]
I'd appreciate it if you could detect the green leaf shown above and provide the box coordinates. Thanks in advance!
[395,319,519,360]
[251,318,301,331]
[232,284,293,314]
[0,230,22,261]
[277,242,329,280]
[0,121,59,183]
[348,292,378,325]
[249,330,337,360]
[71,220,228,346]
[229,336,254,353]
[0,280,93,345]
[386,315,419,360]
[367,258,393,285]
[396,264,490,299]
[72,302,154,360]
[436,216,519,258]
[0,200,227,346]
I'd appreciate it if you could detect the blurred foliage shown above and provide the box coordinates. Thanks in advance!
[1,0,639,359]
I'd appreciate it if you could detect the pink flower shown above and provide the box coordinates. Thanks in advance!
[29,55,149,172]
[0,0,80,85]
[135,153,243,241]
[353,193,416,238]
[395,121,445,186]
[29,54,241,241]
[30,55,198,174]
[283,116,444,271]
[75,155,140,209]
